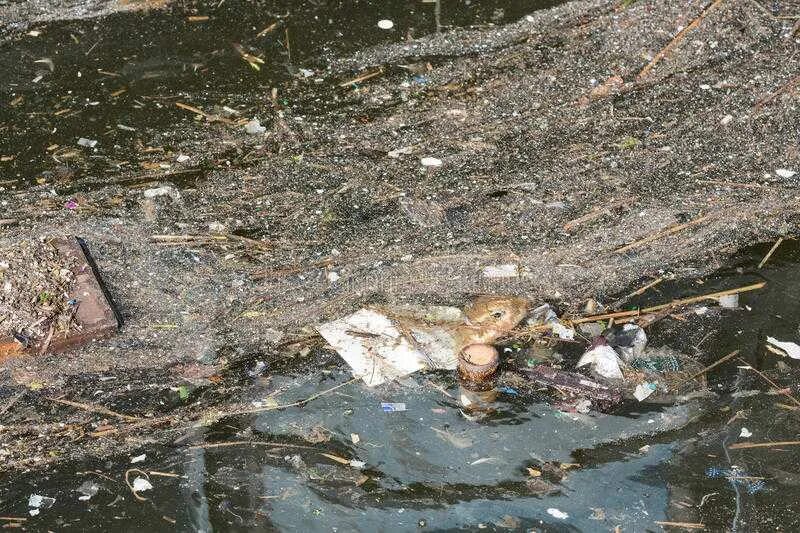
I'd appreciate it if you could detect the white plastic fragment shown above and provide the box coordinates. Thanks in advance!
[176,154,190,163]
[577,343,624,380]
[547,508,569,519]
[132,477,153,493]
[482,264,519,278]
[420,157,443,167]
[633,382,657,401]
[77,137,98,148]
[143,185,181,203]
[28,494,55,510]
[720,114,733,125]
[388,145,414,158]
[244,118,266,135]
[350,433,360,444]
[130,454,146,464]
[766,337,800,360]
[377,19,394,30]
[776,169,796,178]
[318,309,457,386]
[739,427,752,438]
[349,460,366,469]
[718,294,739,308]
[551,322,575,340]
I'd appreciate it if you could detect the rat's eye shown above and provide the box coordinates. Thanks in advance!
[491,310,504,319]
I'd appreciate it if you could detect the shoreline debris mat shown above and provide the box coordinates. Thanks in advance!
[0,236,119,358]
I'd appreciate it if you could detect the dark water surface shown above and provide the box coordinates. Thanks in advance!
[0,0,561,189]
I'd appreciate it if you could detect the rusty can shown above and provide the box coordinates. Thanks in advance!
[457,343,500,384]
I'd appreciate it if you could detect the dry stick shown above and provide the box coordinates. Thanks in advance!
[256,22,279,37]
[754,74,800,110]
[563,198,632,231]
[47,397,142,422]
[571,282,766,324]
[188,441,317,451]
[728,440,800,450]
[0,517,27,522]
[339,67,385,88]
[174,102,236,125]
[638,0,725,79]
[0,218,17,226]
[676,350,739,388]
[224,376,361,416]
[124,469,150,502]
[757,237,784,269]
[614,214,712,254]
[611,276,665,309]
[738,358,800,407]
[653,521,705,530]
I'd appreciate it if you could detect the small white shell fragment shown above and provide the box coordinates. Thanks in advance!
[377,19,394,30]
[739,427,752,438]
[482,264,519,278]
[547,508,569,519]
[776,168,796,178]
[420,157,442,167]
[77,138,98,148]
[132,477,153,493]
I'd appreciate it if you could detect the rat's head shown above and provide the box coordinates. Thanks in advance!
[464,295,529,331]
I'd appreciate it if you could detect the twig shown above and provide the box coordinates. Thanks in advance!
[187,441,317,451]
[147,471,183,478]
[728,440,800,450]
[638,0,725,79]
[124,469,150,501]
[222,376,361,416]
[256,22,279,38]
[0,517,27,522]
[563,198,632,231]
[757,237,783,268]
[47,397,142,422]
[676,350,739,388]
[175,102,237,125]
[572,282,766,324]
[754,74,800,110]
[738,358,800,407]
[653,521,705,530]
[611,276,665,309]
[151,234,272,250]
[614,214,712,254]
[0,218,17,226]
[339,68,385,88]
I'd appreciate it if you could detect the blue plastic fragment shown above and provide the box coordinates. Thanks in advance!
[381,402,406,412]
[497,386,519,396]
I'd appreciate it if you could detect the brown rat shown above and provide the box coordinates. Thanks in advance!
[454,295,529,350]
